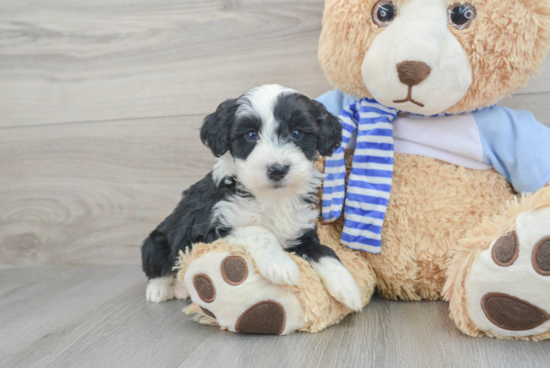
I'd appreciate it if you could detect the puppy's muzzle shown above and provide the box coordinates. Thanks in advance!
[267,164,290,181]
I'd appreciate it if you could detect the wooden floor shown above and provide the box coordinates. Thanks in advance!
[2,1,550,366]
[1,265,549,368]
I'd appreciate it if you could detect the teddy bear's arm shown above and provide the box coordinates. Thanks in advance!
[474,106,550,194]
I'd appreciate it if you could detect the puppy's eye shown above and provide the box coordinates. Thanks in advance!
[291,129,303,140]
[448,3,476,30]
[245,130,259,142]
[372,0,397,28]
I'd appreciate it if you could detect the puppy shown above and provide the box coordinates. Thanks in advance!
[141,84,362,311]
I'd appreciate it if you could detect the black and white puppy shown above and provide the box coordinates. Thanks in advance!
[141,84,362,311]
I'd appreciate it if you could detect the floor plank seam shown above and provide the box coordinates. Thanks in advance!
[0,113,206,131]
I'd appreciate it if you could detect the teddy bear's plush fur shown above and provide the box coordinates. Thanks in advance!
[177,0,550,339]
[319,0,550,113]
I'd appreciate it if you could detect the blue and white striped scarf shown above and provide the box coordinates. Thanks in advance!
[322,98,398,254]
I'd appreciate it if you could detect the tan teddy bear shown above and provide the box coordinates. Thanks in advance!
[177,0,550,340]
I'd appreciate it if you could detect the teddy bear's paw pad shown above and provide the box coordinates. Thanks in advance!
[465,207,550,338]
[482,293,550,331]
[200,306,216,319]
[492,232,519,267]
[221,256,248,285]
[235,301,286,334]
[193,274,216,303]
[183,251,306,335]
[533,237,550,276]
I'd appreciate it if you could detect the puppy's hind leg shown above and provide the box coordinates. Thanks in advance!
[142,229,176,303]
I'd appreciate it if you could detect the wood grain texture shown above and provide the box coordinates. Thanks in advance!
[0,115,213,264]
[0,0,331,127]
[500,93,550,125]
[1,0,548,128]
[1,265,549,368]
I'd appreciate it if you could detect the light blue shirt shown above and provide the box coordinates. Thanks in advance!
[317,90,550,193]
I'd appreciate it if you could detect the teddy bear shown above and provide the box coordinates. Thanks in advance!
[176,0,550,340]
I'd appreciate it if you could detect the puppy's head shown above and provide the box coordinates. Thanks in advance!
[201,84,342,198]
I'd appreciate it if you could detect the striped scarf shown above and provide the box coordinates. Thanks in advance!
[322,98,398,254]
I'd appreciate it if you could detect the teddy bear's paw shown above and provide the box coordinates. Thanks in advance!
[465,207,550,338]
[311,258,362,311]
[146,276,176,303]
[183,251,306,335]
[174,279,189,300]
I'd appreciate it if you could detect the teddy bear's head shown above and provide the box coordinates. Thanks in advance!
[319,0,550,115]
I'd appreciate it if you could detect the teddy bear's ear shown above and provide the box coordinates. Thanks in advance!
[445,0,550,113]
[200,98,238,157]
[312,100,342,157]
[319,0,550,112]
[319,0,377,99]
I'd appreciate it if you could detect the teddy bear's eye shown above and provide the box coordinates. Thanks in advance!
[448,3,477,30]
[372,0,397,28]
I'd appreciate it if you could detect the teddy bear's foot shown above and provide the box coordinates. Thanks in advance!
[183,251,306,335]
[464,207,550,338]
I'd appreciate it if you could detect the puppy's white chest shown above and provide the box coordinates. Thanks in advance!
[214,196,316,248]
[260,200,316,247]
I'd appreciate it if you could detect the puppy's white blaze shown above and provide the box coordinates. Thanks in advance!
[311,258,362,311]
[235,129,314,198]
[146,276,175,303]
[237,84,297,142]
[225,226,300,286]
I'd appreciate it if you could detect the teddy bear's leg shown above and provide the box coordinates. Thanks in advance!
[183,250,305,335]
[177,239,375,335]
[444,187,550,340]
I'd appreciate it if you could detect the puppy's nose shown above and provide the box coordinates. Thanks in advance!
[267,164,290,181]
[397,61,431,86]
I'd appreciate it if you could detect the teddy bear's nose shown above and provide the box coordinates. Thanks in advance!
[397,60,432,86]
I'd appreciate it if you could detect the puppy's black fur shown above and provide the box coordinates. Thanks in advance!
[200,98,240,158]
[273,94,342,160]
[142,90,342,280]
[287,228,339,263]
[141,174,242,278]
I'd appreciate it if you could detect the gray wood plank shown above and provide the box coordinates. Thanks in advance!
[2,0,547,128]
[500,92,550,126]
[0,0,331,127]
[0,265,144,357]
[1,266,549,368]
[518,56,550,95]
[0,115,213,265]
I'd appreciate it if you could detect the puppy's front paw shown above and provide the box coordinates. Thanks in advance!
[253,251,300,286]
[312,258,362,311]
[146,277,175,303]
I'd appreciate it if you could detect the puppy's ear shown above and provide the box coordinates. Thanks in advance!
[312,100,342,157]
[200,98,238,157]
